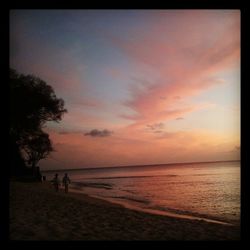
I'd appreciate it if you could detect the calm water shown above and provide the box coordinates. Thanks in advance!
[43,161,240,225]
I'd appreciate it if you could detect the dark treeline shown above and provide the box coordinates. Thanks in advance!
[10,69,67,179]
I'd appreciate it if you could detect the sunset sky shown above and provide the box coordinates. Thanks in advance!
[10,10,240,170]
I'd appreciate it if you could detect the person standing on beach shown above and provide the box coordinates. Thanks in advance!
[62,173,71,193]
[52,173,60,192]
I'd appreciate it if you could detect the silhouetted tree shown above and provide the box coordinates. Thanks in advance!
[10,69,67,140]
[10,68,67,176]
[19,130,53,169]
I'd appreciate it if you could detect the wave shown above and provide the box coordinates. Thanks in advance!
[107,195,150,205]
[71,181,113,190]
[146,205,233,225]
[69,183,236,226]
[86,174,178,180]
[92,195,234,226]
[104,196,233,225]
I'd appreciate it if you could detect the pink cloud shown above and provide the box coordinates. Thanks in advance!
[113,10,240,129]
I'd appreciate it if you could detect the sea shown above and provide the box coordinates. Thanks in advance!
[42,161,240,226]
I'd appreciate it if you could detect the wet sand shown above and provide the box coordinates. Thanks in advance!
[9,181,240,240]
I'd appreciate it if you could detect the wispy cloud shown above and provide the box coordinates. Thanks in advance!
[146,122,165,130]
[114,10,240,129]
[10,10,240,169]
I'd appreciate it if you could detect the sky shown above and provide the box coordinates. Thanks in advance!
[10,10,240,170]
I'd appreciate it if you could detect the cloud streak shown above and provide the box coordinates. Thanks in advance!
[85,129,113,137]
[114,10,240,129]
[146,122,164,130]
[10,10,240,169]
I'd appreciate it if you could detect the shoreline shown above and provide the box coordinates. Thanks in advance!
[89,196,235,226]
[67,187,235,226]
[10,181,240,240]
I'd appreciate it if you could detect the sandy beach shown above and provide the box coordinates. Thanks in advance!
[9,181,240,240]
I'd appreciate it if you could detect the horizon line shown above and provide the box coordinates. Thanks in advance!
[41,159,240,173]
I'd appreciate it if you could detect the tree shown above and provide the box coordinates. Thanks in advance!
[10,69,67,141]
[10,68,67,176]
[19,130,53,169]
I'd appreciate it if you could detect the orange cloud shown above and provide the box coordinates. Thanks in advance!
[40,127,239,170]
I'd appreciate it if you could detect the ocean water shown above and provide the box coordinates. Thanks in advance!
[43,161,240,225]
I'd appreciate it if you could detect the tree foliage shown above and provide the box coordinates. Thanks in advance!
[10,68,67,175]
[19,130,53,168]
[10,69,67,141]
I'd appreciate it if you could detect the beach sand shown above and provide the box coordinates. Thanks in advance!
[9,181,240,240]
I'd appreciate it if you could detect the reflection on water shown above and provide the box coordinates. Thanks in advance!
[43,161,240,225]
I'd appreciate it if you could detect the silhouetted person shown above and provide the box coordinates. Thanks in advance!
[42,175,46,181]
[52,173,60,192]
[62,173,71,193]
[38,172,42,182]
